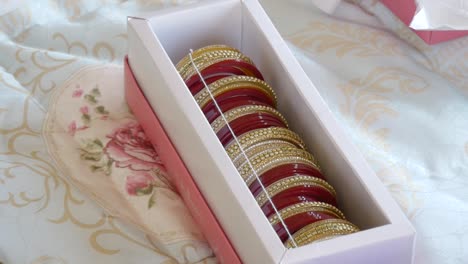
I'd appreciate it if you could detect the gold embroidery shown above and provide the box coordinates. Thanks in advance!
[52,33,118,62]
[376,163,423,220]
[88,216,175,259]
[13,48,77,95]
[30,255,67,264]
[339,67,428,150]
[0,5,32,42]
[52,33,88,54]
[288,20,403,58]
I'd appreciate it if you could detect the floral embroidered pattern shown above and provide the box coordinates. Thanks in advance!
[68,85,109,135]
[79,138,113,175]
[126,172,160,208]
[69,82,172,209]
[104,121,164,171]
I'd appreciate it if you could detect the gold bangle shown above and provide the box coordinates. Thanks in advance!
[238,147,320,185]
[255,175,334,207]
[268,201,345,225]
[238,146,316,174]
[257,175,337,205]
[231,140,297,167]
[176,45,242,72]
[211,105,288,134]
[284,219,359,248]
[194,76,277,109]
[177,46,246,75]
[225,127,306,159]
[178,50,253,80]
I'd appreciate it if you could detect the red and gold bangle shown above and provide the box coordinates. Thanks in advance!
[244,159,322,187]
[176,45,242,70]
[179,53,254,81]
[237,147,317,179]
[217,113,287,144]
[217,114,287,146]
[224,127,306,159]
[186,64,246,93]
[177,46,253,79]
[231,140,297,167]
[262,195,325,217]
[176,45,246,71]
[188,75,229,95]
[284,219,359,248]
[211,105,287,134]
[201,87,277,119]
[250,174,336,199]
[195,76,277,109]
[274,212,338,242]
[249,164,325,194]
[240,151,321,187]
[204,99,270,123]
[278,185,337,207]
[255,175,336,207]
[268,201,345,226]
[185,59,264,90]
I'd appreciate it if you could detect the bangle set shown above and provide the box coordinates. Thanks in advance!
[176,45,358,248]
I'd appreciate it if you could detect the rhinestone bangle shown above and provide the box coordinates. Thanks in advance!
[211,105,288,134]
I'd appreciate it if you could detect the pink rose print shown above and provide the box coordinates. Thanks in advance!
[126,172,155,196]
[80,106,89,114]
[68,121,77,136]
[104,121,164,171]
[72,89,83,98]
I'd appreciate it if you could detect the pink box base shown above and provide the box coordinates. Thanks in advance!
[124,57,241,264]
[381,0,468,44]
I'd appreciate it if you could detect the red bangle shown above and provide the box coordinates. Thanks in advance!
[204,100,270,123]
[217,113,288,146]
[201,88,277,120]
[272,185,337,207]
[185,59,264,88]
[186,69,245,93]
[260,186,338,217]
[274,212,337,242]
[262,195,323,216]
[194,79,277,110]
[188,75,232,95]
[220,59,264,80]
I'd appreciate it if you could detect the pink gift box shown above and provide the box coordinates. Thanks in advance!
[124,57,242,263]
[381,0,468,44]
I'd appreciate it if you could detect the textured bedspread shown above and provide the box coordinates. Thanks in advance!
[1,0,467,263]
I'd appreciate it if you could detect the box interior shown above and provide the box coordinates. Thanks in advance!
[149,0,389,237]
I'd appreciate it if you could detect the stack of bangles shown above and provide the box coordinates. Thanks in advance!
[176,45,359,247]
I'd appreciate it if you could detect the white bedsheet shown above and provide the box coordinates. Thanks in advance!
[1,1,467,263]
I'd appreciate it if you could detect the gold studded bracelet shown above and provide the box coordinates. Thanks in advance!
[231,140,297,167]
[211,105,288,134]
[194,76,277,109]
[178,50,253,80]
[255,175,334,207]
[225,127,306,159]
[284,219,359,248]
[268,201,345,225]
[176,45,243,73]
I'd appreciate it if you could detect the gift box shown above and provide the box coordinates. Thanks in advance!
[125,0,416,263]
[381,0,468,44]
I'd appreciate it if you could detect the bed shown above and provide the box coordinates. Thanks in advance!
[1,0,467,263]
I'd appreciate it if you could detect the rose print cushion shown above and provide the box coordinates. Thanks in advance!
[44,65,215,264]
